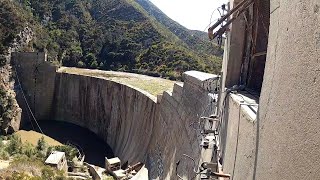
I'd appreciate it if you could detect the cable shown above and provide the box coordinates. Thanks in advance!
[203,7,221,32]
[204,3,228,32]
[203,18,220,32]
[26,104,35,131]
[14,65,44,134]
[216,85,246,162]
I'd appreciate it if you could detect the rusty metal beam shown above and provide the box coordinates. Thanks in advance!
[209,0,254,40]
[208,0,253,39]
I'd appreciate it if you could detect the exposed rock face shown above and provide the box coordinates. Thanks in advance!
[6,27,34,63]
[0,27,33,134]
[0,64,21,134]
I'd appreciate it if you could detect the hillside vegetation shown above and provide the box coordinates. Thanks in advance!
[0,0,222,80]
[0,0,223,134]
[135,0,224,56]
[0,135,74,179]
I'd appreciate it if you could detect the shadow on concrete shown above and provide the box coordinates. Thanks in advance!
[22,120,114,167]
[252,110,260,180]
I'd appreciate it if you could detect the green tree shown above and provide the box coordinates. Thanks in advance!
[84,53,97,66]
[6,135,22,155]
[99,62,104,69]
[22,142,36,158]
[90,60,98,69]
[36,136,48,158]
[77,61,85,68]
[52,145,78,162]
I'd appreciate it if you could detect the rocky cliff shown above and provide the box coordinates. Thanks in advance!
[0,27,33,134]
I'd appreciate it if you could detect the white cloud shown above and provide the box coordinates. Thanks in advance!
[149,0,228,31]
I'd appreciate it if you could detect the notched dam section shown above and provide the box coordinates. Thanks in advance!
[13,52,219,179]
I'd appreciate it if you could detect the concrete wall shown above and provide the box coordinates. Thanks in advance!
[13,52,219,179]
[254,0,320,179]
[53,72,157,166]
[221,93,258,180]
[147,71,218,179]
[52,71,218,179]
[223,0,247,88]
[13,52,57,124]
[220,0,320,179]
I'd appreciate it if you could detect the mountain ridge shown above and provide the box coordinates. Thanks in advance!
[0,0,223,80]
[135,0,223,56]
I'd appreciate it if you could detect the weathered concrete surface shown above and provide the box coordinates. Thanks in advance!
[52,70,218,179]
[253,1,320,179]
[13,51,219,179]
[132,166,148,180]
[221,93,258,180]
[53,73,156,165]
[224,0,246,87]
[13,52,57,123]
[147,72,218,179]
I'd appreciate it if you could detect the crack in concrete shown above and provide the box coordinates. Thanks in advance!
[270,5,280,15]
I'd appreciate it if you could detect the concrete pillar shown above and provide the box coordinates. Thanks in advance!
[223,0,247,88]
[254,0,320,179]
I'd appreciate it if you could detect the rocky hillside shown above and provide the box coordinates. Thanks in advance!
[135,0,224,56]
[0,1,35,135]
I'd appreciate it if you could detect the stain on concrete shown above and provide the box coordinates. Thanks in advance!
[314,4,319,13]
[314,32,320,46]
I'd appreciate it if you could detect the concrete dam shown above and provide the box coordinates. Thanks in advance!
[13,52,219,179]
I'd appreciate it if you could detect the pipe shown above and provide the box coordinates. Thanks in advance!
[208,0,250,33]
[209,0,254,40]
[208,0,254,40]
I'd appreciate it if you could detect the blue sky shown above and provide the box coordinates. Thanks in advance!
[149,0,228,31]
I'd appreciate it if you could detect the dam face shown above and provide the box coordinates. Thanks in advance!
[13,52,218,179]
[54,72,157,165]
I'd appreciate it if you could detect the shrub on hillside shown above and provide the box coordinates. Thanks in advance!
[36,136,48,159]
[5,135,22,155]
